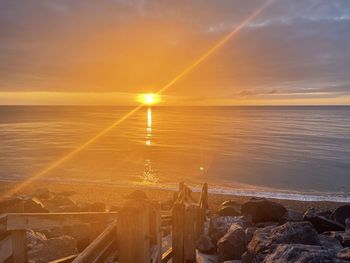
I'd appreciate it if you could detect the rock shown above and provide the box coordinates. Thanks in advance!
[24,198,48,213]
[346,218,350,230]
[63,224,91,251]
[217,223,247,261]
[36,236,78,262]
[126,190,147,200]
[304,208,345,233]
[245,227,257,244]
[323,231,350,248]
[42,195,78,212]
[221,200,240,208]
[319,234,343,251]
[263,244,342,263]
[209,216,249,243]
[253,222,279,228]
[218,206,240,217]
[33,188,51,199]
[282,209,303,222]
[26,230,47,250]
[241,198,287,223]
[333,205,350,226]
[89,202,106,212]
[337,247,350,261]
[195,234,216,254]
[248,222,320,256]
[0,197,24,213]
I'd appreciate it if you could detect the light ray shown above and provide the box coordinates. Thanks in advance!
[2,0,272,199]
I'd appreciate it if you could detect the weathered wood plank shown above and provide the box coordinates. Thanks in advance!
[183,204,196,263]
[0,232,12,262]
[172,202,184,263]
[117,201,150,263]
[3,212,118,231]
[72,221,117,263]
[49,254,78,263]
[161,247,172,263]
[11,230,27,263]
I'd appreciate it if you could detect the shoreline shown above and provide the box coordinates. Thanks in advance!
[0,180,347,213]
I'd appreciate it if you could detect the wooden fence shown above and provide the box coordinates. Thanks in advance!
[0,183,208,263]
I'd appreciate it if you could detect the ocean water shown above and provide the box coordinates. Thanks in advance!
[1,106,350,201]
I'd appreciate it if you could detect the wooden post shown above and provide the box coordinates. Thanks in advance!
[150,202,162,263]
[172,202,184,263]
[117,201,150,263]
[183,204,196,263]
[11,230,27,263]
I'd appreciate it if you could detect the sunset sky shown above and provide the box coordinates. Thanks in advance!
[1,0,350,105]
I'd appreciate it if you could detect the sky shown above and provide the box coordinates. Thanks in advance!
[0,0,350,105]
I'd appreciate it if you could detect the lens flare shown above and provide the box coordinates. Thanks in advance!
[2,0,273,199]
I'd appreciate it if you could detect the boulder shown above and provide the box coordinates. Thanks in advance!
[33,188,51,199]
[126,190,147,200]
[0,197,24,213]
[36,236,78,262]
[209,216,250,243]
[333,205,350,226]
[241,198,287,223]
[319,234,343,251]
[346,218,350,230]
[323,231,350,248]
[248,222,320,256]
[195,234,216,254]
[24,198,48,213]
[26,230,47,250]
[62,224,91,251]
[304,208,344,233]
[282,209,304,222]
[42,195,78,212]
[109,205,119,212]
[218,206,240,217]
[337,247,350,261]
[89,202,106,212]
[245,227,257,244]
[263,244,343,263]
[217,223,247,261]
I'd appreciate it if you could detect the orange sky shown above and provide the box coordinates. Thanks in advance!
[1,0,350,105]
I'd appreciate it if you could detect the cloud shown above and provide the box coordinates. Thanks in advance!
[0,0,349,104]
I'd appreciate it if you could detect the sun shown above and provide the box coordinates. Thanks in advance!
[137,93,160,105]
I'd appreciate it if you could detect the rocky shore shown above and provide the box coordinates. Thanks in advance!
[198,197,350,262]
[0,181,349,262]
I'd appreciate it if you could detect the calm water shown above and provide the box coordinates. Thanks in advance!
[1,106,350,201]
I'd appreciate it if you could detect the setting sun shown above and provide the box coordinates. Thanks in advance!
[138,93,160,105]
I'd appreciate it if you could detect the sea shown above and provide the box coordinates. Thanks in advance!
[1,106,350,202]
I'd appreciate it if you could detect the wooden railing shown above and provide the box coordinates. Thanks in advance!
[0,183,208,263]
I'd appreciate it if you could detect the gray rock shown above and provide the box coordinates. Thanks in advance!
[346,218,350,230]
[337,247,350,261]
[241,198,287,223]
[0,197,24,213]
[333,205,350,226]
[196,234,216,254]
[24,198,48,213]
[323,231,350,248]
[245,227,257,244]
[218,206,240,217]
[304,208,345,233]
[217,223,247,262]
[319,234,343,251]
[248,222,320,256]
[283,209,304,222]
[28,235,77,263]
[263,244,343,263]
[209,216,249,243]
[42,195,78,212]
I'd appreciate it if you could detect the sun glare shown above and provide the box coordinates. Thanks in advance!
[138,93,160,105]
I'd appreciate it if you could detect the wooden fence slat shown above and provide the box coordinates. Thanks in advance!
[150,202,162,263]
[0,232,12,262]
[11,230,27,263]
[172,202,184,263]
[161,247,173,263]
[183,204,196,263]
[117,201,150,263]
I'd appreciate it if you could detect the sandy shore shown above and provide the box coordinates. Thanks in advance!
[0,181,346,213]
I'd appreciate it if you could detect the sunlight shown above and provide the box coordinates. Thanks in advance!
[138,93,160,105]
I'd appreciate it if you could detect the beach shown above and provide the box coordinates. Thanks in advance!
[0,181,344,213]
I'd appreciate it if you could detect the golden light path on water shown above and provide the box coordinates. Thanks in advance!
[3,0,273,199]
